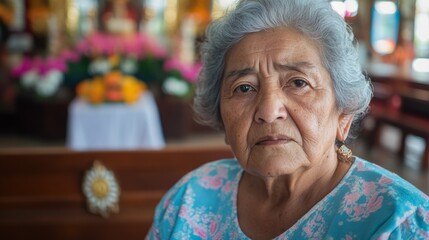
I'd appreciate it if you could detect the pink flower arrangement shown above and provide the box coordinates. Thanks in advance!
[11,56,68,97]
[11,31,202,99]
[163,57,202,83]
[59,50,81,62]
[75,32,168,58]
[12,56,67,78]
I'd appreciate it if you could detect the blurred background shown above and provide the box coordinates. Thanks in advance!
[0,0,428,192]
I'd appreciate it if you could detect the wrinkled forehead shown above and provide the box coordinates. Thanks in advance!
[223,28,325,78]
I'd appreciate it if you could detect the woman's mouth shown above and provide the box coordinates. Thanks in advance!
[255,135,291,146]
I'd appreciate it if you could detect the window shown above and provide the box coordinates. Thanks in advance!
[370,0,400,55]
[330,0,359,18]
[413,0,429,72]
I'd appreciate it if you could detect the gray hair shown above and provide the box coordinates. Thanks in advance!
[194,0,373,139]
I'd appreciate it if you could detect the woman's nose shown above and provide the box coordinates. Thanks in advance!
[254,89,287,124]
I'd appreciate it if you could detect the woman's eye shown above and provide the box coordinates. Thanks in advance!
[235,84,255,93]
[292,79,307,88]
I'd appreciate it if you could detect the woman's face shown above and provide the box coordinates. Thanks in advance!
[220,28,350,178]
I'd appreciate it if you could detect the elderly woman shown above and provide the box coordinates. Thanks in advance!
[147,0,429,239]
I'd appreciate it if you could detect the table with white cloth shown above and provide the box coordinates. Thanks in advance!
[67,91,165,150]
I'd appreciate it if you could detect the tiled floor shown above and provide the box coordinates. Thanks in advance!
[0,132,428,195]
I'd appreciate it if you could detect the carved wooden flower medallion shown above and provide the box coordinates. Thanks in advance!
[82,161,120,218]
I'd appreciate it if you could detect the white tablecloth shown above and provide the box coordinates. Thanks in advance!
[67,92,165,150]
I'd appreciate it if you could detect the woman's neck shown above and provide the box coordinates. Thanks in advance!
[237,152,352,239]
[253,154,342,200]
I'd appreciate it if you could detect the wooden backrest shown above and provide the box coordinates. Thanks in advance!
[0,146,234,240]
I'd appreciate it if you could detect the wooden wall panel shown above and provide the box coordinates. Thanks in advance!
[0,146,234,240]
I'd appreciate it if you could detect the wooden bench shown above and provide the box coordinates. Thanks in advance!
[0,146,234,240]
[367,101,429,170]
[366,72,429,170]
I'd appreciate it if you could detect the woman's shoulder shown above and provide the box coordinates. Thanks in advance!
[177,158,242,187]
[342,157,429,229]
[308,157,429,239]
[354,158,429,197]
[147,159,242,239]
[192,158,242,176]
[163,158,241,198]
[349,157,428,204]
[350,157,429,239]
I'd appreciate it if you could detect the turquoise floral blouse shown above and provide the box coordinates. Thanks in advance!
[146,158,429,239]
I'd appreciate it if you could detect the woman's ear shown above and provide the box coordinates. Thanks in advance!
[336,114,354,142]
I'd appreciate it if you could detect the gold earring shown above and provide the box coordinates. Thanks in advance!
[337,142,353,163]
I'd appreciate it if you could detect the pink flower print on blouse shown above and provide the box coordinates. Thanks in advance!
[377,232,391,240]
[356,161,370,172]
[378,176,393,185]
[209,219,218,235]
[180,206,227,239]
[216,167,228,179]
[221,180,233,193]
[302,213,326,238]
[177,204,208,238]
[193,224,207,238]
[200,175,223,189]
[343,179,385,221]
[162,198,170,209]
[191,217,226,239]
[345,234,354,240]
[346,191,384,221]
[353,205,364,217]
[363,182,377,196]
[344,192,360,206]
[208,219,228,240]
[366,194,383,213]
[422,208,429,224]
[197,165,231,189]
[179,205,188,218]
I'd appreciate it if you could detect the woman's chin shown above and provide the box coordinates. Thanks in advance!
[246,156,309,178]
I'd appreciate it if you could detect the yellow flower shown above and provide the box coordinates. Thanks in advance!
[76,71,146,104]
[104,71,122,86]
[122,76,146,104]
[76,80,89,97]
[88,77,105,104]
[104,71,123,102]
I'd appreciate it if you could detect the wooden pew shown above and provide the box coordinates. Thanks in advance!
[367,72,429,170]
[0,146,234,240]
[368,101,429,170]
